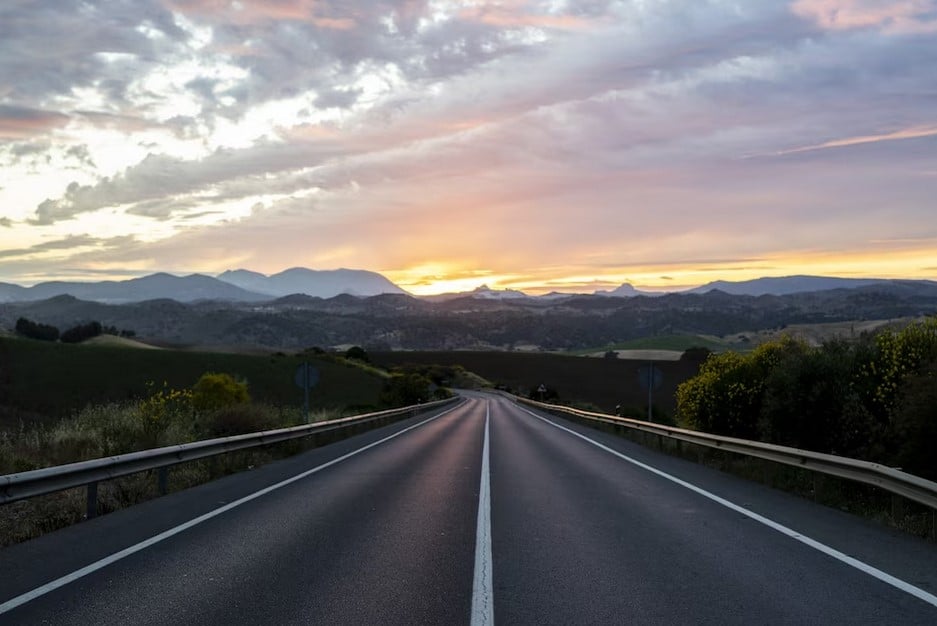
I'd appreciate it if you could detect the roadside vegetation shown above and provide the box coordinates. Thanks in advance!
[0,341,455,546]
[676,317,937,481]
[0,337,386,428]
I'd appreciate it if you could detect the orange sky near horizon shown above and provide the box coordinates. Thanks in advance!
[1,1,936,294]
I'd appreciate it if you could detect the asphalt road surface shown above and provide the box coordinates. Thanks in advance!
[2,392,936,624]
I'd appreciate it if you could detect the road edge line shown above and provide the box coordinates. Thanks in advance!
[517,404,937,610]
[0,401,466,615]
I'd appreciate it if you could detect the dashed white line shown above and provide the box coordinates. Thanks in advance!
[0,402,464,615]
[471,402,494,626]
[517,404,937,610]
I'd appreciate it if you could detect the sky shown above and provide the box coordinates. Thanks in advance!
[1,0,936,295]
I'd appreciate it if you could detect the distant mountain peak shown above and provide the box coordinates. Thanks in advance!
[686,275,893,297]
[216,267,407,298]
[594,283,660,297]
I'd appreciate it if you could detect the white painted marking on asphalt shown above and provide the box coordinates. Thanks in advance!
[516,404,937,610]
[0,401,466,615]
[471,402,495,626]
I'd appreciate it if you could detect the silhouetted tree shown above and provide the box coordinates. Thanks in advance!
[14,317,59,341]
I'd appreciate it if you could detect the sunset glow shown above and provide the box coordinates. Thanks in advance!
[1,1,935,293]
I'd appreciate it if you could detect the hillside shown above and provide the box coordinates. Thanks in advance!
[0,337,385,425]
[2,282,937,352]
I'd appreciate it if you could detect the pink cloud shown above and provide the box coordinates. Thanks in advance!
[457,4,594,30]
[775,125,937,154]
[791,0,937,33]
[0,106,69,140]
[165,0,356,29]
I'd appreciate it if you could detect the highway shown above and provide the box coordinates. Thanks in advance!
[1,392,936,624]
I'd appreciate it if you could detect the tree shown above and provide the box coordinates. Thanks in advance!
[676,337,804,439]
[60,321,103,343]
[890,358,937,480]
[380,373,431,407]
[14,317,59,341]
[344,345,370,362]
[759,340,874,457]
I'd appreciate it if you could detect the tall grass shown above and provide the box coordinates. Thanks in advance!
[0,393,339,546]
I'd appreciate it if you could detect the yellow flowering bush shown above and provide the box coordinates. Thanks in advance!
[138,381,194,436]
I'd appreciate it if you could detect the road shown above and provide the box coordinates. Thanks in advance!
[1,392,936,624]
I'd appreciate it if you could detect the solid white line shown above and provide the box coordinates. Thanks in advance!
[0,402,465,615]
[516,405,937,610]
[471,402,494,626]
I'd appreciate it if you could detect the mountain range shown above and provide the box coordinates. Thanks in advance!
[0,269,935,304]
[0,268,405,304]
[5,279,937,352]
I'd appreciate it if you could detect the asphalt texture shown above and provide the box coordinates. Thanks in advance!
[2,392,937,625]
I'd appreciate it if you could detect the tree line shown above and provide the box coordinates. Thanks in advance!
[14,317,135,343]
[676,318,937,480]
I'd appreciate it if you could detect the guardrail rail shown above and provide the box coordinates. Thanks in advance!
[1,397,461,518]
[517,397,937,514]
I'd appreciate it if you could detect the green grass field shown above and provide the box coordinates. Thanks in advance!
[0,336,384,428]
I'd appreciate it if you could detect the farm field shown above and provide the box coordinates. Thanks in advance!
[372,350,707,417]
[572,333,739,355]
[0,337,384,429]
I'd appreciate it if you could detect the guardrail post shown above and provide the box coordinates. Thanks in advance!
[158,467,169,496]
[86,481,98,519]
[891,494,905,522]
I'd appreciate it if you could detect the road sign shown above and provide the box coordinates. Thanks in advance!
[294,363,320,389]
[637,365,663,390]
[295,362,320,424]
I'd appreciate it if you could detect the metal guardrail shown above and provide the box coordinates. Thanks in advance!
[0,397,461,517]
[517,397,937,512]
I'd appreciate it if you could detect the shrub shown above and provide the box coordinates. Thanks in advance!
[138,382,195,444]
[380,373,432,407]
[201,404,280,438]
[191,372,250,412]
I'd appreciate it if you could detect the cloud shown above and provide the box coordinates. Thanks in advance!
[0,1,185,103]
[791,0,937,33]
[0,217,12,228]
[3,0,937,288]
[0,104,69,140]
[0,234,137,259]
[775,125,937,155]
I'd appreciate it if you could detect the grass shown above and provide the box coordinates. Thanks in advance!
[0,337,402,546]
[0,336,385,429]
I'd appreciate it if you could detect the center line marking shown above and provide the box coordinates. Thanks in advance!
[471,401,494,626]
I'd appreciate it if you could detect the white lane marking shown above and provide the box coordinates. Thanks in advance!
[0,402,466,615]
[471,402,494,626]
[516,404,937,610]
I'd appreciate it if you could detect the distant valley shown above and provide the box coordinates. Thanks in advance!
[2,270,937,352]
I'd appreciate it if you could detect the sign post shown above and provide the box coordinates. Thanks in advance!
[537,383,547,402]
[294,362,320,423]
[637,363,663,422]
